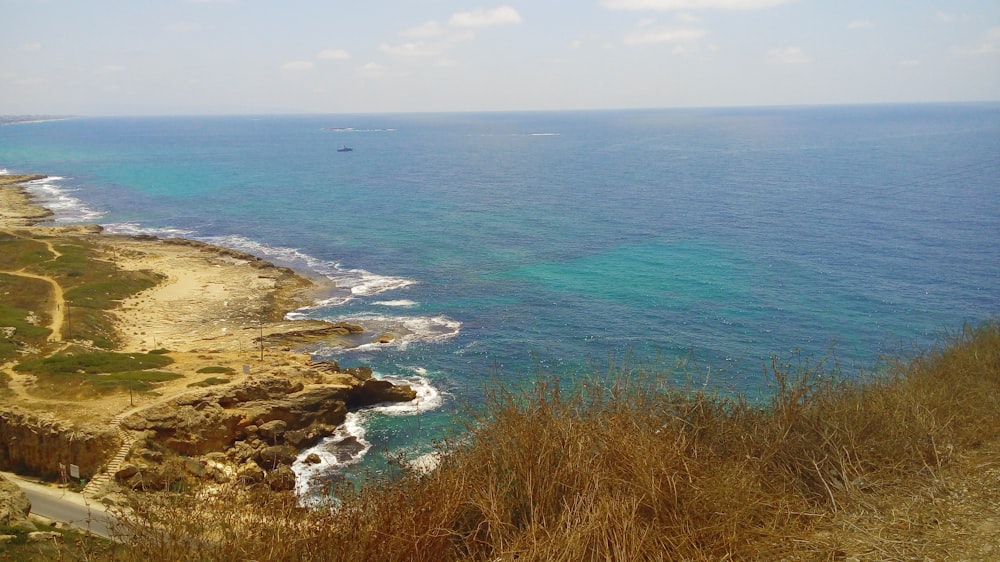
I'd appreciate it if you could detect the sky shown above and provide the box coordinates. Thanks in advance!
[2,0,999,115]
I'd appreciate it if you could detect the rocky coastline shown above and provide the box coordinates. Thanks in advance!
[0,173,417,501]
[115,361,414,493]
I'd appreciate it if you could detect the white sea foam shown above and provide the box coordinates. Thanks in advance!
[408,452,442,474]
[349,269,417,296]
[313,313,461,353]
[23,176,105,223]
[372,299,418,307]
[90,227,422,320]
[0,168,8,175]
[292,373,443,501]
[101,222,195,238]
[292,411,372,501]
[374,374,443,415]
[470,132,561,137]
[203,234,417,306]
[323,127,397,133]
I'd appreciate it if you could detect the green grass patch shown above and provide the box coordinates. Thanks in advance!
[188,376,231,388]
[64,308,118,349]
[0,233,53,270]
[33,242,91,280]
[0,272,54,310]
[18,350,181,398]
[63,274,161,310]
[13,350,173,376]
[195,365,234,374]
[0,302,52,362]
[0,305,52,340]
[0,273,55,360]
[0,232,164,347]
[89,370,182,392]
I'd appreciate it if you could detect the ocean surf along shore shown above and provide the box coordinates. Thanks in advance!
[1,104,998,490]
[0,172,427,499]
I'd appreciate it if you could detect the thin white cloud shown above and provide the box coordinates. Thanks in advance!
[934,11,969,24]
[403,20,447,38]
[675,12,702,23]
[99,64,127,73]
[17,42,42,52]
[766,46,808,64]
[381,5,519,63]
[318,49,350,60]
[381,31,474,58]
[380,41,440,57]
[358,62,386,78]
[624,26,708,45]
[602,0,792,11]
[900,59,920,67]
[950,43,999,57]
[950,27,1000,57]
[281,61,314,71]
[449,5,522,27]
[185,0,238,3]
[846,19,873,30]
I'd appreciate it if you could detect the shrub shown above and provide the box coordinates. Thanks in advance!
[14,350,173,376]
[195,366,235,374]
[188,377,231,388]
[106,322,1000,561]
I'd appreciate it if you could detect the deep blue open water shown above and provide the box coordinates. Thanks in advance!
[2,104,998,490]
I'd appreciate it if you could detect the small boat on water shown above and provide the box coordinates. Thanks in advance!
[337,146,353,152]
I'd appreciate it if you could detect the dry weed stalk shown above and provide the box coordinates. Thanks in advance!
[105,321,998,561]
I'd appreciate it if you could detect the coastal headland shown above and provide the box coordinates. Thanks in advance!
[0,173,415,500]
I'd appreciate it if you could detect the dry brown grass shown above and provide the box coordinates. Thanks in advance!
[107,321,1000,561]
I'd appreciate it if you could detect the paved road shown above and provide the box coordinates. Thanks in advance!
[2,471,116,538]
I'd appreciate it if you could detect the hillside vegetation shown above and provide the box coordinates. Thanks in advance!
[90,321,1000,561]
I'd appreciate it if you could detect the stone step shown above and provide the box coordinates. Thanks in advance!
[82,427,138,498]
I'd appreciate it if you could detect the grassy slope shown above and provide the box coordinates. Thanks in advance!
[108,321,999,561]
[0,230,170,397]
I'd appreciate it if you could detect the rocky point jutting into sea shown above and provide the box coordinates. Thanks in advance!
[0,173,417,500]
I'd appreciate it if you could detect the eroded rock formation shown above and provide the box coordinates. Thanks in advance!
[116,363,416,491]
[0,408,119,479]
[0,474,32,530]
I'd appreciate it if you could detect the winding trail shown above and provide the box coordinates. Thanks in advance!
[6,269,65,342]
[1,228,66,342]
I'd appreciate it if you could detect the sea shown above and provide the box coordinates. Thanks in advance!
[2,104,998,496]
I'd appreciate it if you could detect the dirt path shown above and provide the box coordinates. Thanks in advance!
[1,227,66,342]
[6,269,65,342]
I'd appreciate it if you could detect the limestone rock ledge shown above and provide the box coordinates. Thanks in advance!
[0,474,33,531]
[0,408,120,480]
[116,362,416,492]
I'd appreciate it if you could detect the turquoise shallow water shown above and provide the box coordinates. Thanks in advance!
[2,104,998,488]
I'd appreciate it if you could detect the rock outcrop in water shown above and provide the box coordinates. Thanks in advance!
[115,362,416,491]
